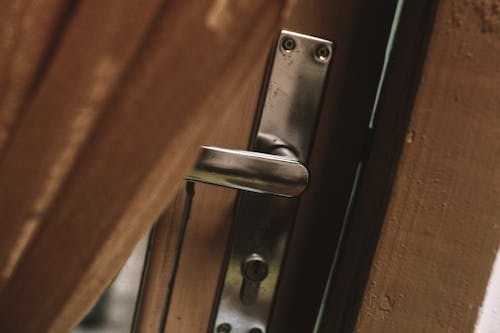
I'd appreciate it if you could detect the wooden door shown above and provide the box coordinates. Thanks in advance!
[132,1,403,332]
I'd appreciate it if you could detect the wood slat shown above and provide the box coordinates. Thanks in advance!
[162,60,267,332]
[132,188,187,333]
[0,0,166,288]
[0,1,288,332]
[316,0,439,331]
[354,0,500,331]
[0,0,70,154]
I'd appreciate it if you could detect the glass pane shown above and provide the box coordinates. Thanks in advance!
[73,237,147,333]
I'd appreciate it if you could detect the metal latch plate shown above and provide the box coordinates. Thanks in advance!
[212,30,333,333]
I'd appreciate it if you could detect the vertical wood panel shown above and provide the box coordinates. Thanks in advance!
[0,1,287,332]
[0,0,70,153]
[163,65,266,333]
[132,189,187,333]
[355,0,500,331]
[0,0,166,288]
[316,1,439,331]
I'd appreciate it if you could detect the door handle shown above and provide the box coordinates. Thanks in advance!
[185,30,333,333]
[187,145,309,197]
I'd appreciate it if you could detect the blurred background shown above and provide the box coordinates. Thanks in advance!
[74,238,147,333]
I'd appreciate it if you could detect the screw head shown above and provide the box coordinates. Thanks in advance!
[249,328,263,333]
[314,44,331,63]
[281,36,296,52]
[241,253,268,282]
[216,323,231,333]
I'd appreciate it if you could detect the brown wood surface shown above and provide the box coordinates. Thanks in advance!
[132,189,187,333]
[354,0,500,332]
[0,1,288,332]
[0,0,166,291]
[0,0,73,291]
[0,0,71,155]
[163,72,264,333]
[316,0,439,331]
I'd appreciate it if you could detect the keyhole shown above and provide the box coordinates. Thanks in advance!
[240,254,268,305]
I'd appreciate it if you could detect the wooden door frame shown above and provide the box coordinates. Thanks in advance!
[271,1,403,331]
[316,0,440,331]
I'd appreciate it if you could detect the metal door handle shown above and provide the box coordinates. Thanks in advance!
[187,145,309,198]
[184,30,333,333]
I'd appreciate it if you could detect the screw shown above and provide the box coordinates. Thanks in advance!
[314,44,331,63]
[249,328,263,333]
[216,323,231,333]
[241,253,268,282]
[281,36,296,52]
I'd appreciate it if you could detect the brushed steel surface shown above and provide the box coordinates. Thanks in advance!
[187,146,308,197]
[211,30,333,333]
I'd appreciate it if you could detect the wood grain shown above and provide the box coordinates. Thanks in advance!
[0,1,287,332]
[316,1,439,331]
[0,0,166,287]
[0,0,70,154]
[132,189,187,333]
[162,61,266,333]
[355,0,500,331]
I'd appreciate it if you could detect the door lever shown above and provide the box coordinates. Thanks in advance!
[187,146,309,197]
[184,30,333,333]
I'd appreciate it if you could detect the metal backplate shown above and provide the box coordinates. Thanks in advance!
[212,30,333,333]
